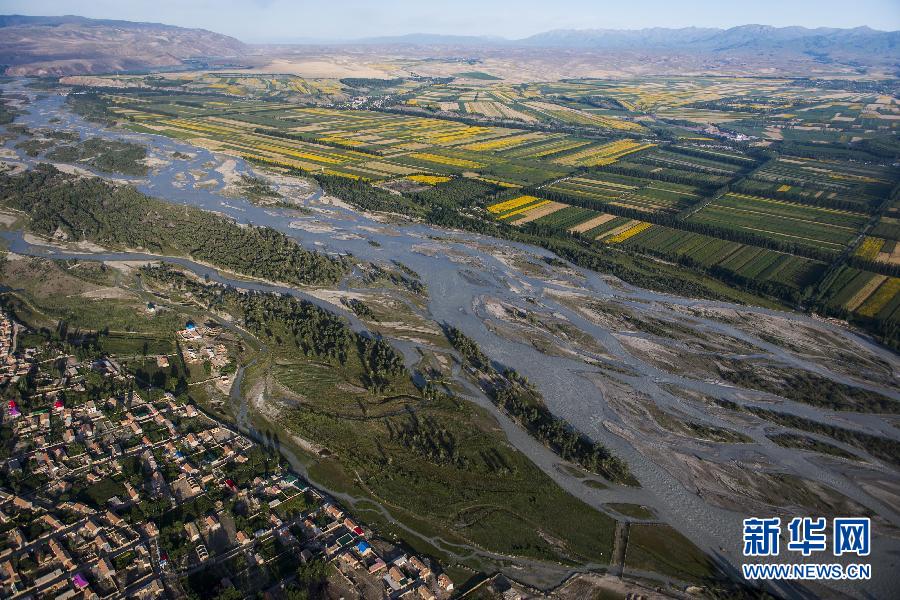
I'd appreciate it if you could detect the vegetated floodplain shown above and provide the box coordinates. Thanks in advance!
[138,265,620,565]
[0,164,347,286]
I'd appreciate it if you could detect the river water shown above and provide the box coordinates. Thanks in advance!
[2,82,898,598]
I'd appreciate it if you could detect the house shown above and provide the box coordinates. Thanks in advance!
[204,515,220,531]
[143,522,159,538]
[84,520,102,536]
[96,557,115,580]
[368,558,387,574]
[72,572,89,589]
[339,552,359,569]
[132,578,164,599]
[438,574,454,591]
[94,532,112,554]
[417,585,436,600]
[324,504,343,520]
[49,538,75,570]
[9,528,24,549]
[34,568,64,589]
[124,483,140,503]
[236,531,251,545]
[42,514,63,530]
[105,510,124,527]
[389,566,406,585]
[12,495,33,510]
[1,560,17,584]
[184,522,201,542]
[409,556,431,578]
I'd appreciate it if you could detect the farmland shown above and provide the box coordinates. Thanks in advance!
[108,99,620,186]
[686,193,869,255]
[65,73,900,348]
[818,266,900,321]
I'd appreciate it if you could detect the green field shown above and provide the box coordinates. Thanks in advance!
[623,224,827,292]
[546,173,702,215]
[687,193,868,253]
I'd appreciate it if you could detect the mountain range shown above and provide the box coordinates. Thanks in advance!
[0,15,245,76]
[0,15,897,76]
[357,25,899,55]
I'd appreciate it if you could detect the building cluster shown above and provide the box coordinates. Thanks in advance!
[321,502,453,600]
[0,310,454,599]
[177,322,230,371]
[0,313,32,387]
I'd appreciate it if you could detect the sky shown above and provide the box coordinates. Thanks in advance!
[4,0,899,42]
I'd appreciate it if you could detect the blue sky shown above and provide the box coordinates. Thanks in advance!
[5,0,899,42]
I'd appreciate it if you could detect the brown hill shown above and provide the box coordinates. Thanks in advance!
[0,15,246,76]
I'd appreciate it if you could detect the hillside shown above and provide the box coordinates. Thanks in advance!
[0,15,246,76]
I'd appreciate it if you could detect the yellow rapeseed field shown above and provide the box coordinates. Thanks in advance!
[606,222,652,243]
[553,139,655,167]
[855,236,885,261]
[407,175,451,185]
[487,196,540,214]
[858,277,900,317]
[499,201,550,219]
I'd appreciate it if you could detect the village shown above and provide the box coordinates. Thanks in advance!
[0,309,456,600]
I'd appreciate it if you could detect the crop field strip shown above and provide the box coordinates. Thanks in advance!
[620,224,828,290]
[740,156,895,212]
[685,193,869,253]
[819,266,900,321]
[546,173,702,215]
[104,84,900,332]
[118,101,637,186]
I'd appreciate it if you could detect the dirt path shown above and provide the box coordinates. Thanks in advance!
[609,520,629,577]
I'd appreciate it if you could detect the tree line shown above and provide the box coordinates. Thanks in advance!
[443,325,634,484]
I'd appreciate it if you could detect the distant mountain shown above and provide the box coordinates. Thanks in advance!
[0,16,896,77]
[330,25,898,69]
[519,26,722,48]
[518,25,899,58]
[0,14,246,76]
